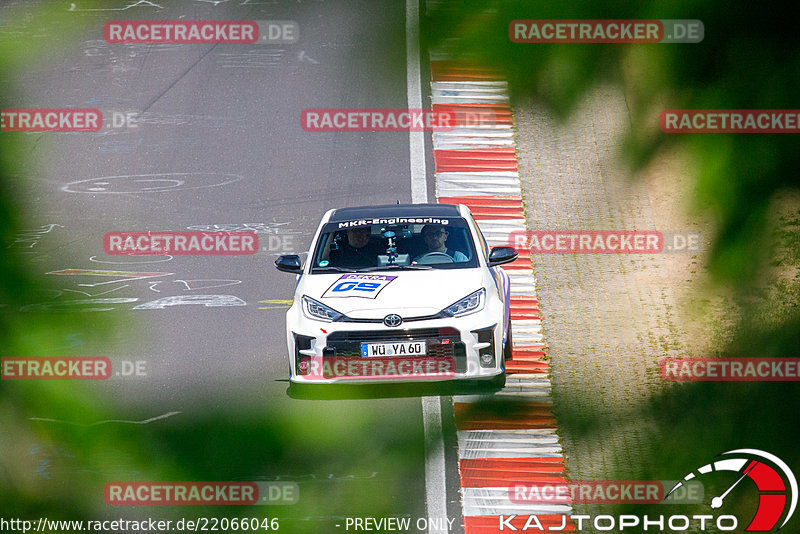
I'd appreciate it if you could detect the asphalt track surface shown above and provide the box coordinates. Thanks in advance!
[2,0,464,531]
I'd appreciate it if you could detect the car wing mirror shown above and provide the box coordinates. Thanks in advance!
[275,254,303,273]
[488,246,518,267]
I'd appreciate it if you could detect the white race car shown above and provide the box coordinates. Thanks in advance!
[275,203,517,386]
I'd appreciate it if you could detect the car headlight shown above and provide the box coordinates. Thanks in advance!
[441,288,485,317]
[302,295,344,322]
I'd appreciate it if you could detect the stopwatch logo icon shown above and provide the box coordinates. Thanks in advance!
[666,449,797,531]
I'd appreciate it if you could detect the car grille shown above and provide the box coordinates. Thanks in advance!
[325,327,461,359]
[326,327,458,343]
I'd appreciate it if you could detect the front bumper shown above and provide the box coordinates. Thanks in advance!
[286,309,505,384]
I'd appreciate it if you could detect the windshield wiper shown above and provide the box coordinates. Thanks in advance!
[354,264,432,272]
[312,266,357,273]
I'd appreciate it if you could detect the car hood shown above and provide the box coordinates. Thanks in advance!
[299,269,487,319]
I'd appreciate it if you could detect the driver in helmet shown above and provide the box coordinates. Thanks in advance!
[415,224,468,262]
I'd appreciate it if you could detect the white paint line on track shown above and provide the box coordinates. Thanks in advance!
[458,433,564,457]
[475,219,528,228]
[453,394,553,403]
[458,428,558,436]
[434,139,516,150]
[435,173,522,192]
[433,81,510,89]
[409,2,447,532]
[462,487,573,516]
[503,378,551,387]
[407,0,427,205]
[432,92,510,105]
[422,397,448,533]
[509,374,551,381]
[458,431,560,443]
[499,384,552,393]
[437,182,522,198]
[459,447,564,459]
[436,171,521,178]
[512,320,543,327]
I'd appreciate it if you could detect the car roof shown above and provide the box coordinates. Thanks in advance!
[329,203,462,222]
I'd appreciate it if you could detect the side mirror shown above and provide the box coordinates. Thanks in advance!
[488,246,518,267]
[275,255,303,273]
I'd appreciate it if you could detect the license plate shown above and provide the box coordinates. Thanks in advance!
[361,341,426,357]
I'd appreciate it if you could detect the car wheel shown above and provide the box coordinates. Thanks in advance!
[504,324,513,361]
[486,372,506,389]
[466,372,505,390]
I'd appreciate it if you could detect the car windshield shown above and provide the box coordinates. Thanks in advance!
[310,218,479,273]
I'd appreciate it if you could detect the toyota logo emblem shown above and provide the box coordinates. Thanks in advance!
[384,314,403,327]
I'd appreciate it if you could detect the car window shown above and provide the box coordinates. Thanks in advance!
[310,218,479,272]
[469,213,490,261]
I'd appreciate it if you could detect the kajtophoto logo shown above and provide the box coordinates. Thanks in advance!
[498,449,795,532]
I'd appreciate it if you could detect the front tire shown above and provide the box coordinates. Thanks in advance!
[504,324,513,361]
[466,372,506,390]
[484,372,506,390]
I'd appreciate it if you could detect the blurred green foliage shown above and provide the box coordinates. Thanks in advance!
[3,0,799,530]
[423,0,800,288]
[424,0,800,529]
[0,3,422,531]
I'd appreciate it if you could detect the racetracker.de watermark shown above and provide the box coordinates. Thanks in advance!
[1,358,147,380]
[661,110,800,132]
[104,482,297,505]
[661,358,800,381]
[1,357,111,380]
[508,230,703,254]
[510,19,703,43]
[301,109,456,132]
[301,356,456,381]
[0,109,102,132]
[509,480,703,504]
[104,231,258,255]
[104,21,257,44]
[103,20,298,44]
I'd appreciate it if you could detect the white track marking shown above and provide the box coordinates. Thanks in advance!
[422,396,448,533]
[409,1,447,531]
[407,0,427,204]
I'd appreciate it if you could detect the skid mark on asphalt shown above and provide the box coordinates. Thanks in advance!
[68,1,163,12]
[47,269,172,287]
[36,268,249,312]
[89,255,174,264]
[150,279,242,292]
[133,294,246,309]
[29,411,181,427]
[62,284,130,297]
[9,224,63,250]
[61,173,244,194]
